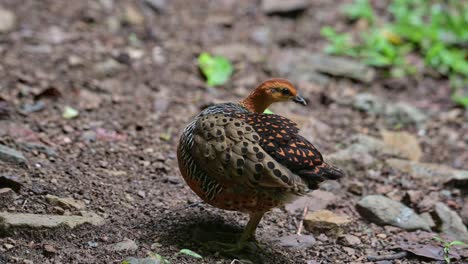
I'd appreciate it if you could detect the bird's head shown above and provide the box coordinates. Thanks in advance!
[240,78,307,113]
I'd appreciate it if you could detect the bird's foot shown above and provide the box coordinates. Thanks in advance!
[202,240,259,255]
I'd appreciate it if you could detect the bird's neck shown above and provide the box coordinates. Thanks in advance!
[239,91,272,113]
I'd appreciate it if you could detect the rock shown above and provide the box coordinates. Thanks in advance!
[285,190,337,214]
[402,190,424,206]
[261,0,309,15]
[108,238,138,252]
[381,130,422,161]
[123,5,144,26]
[338,234,361,247]
[0,144,27,167]
[45,194,86,210]
[94,58,124,77]
[461,201,468,226]
[325,134,400,167]
[78,90,102,110]
[309,54,375,83]
[433,203,468,242]
[250,26,272,46]
[267,49,330,86]
[0,176,22,192]
[267,49,375,84]
[143,0,166,13]
[420,212,436,229]
[0,212,104,231]
[386,159,468,185]
[43,244,57,255]
[347,181,364,195]
[0,7,16,33]
[275,234,316,249]
[123,257,163,264]
[356,195,430,231]
[353,93,427,127]
[303,210,351,236]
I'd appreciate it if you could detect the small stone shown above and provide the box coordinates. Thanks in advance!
[0,7,16,33]
[0,144,27,167]
[304,210,351,236]
[275,234,316,249]
[356,195,430,231]
[420,212,435,229]
[347,181,364,195]
[137,190,146,198]
[381,130,422,161]
[403,190,423,206]
[461,201,468,226]
[261,0,309,15]
[339,234,361,247]
[386,159,468,185]
[143,0,166,13]
[342,246,355,255]
[285,190,337,214]
[433,202,468,242]
[94,58,123,77]
[250,26,271,45]
[0,212,104,231]
[123,5,144,26]
[108,238,138,252]
[4,243,13,250]
[45,194,86,210]
[43,244,57,255]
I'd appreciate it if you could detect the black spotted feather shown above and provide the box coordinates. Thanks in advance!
[232,113,344,188]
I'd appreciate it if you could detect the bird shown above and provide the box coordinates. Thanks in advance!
[177,78,344,252]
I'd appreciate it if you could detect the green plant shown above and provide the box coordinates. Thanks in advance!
[321,0,468,107]
[198,52,233,87]
[342,0,375,23]
[433,236,467,264]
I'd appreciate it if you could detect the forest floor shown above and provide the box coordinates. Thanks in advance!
[0,0,466,263]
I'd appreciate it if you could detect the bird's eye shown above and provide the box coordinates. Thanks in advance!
[281,88,290,96]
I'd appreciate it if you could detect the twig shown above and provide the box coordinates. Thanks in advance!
[296,206,308,235]
[367,251,408,261]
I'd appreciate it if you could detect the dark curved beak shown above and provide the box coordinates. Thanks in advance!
[292,95,307,106]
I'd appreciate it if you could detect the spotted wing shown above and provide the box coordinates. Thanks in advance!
[233,113,344,189]
[191,113,307,193]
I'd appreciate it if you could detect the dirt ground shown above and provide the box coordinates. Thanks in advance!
[0,0,467,263]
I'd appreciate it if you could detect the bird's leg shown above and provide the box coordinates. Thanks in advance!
[202,211,265,253]
[237,211,264,247]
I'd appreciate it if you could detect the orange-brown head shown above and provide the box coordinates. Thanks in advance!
[240,78,307,113]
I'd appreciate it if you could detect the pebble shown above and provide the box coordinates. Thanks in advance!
[356,195,430,231]
[108,238,138,252]
[0,7,16,33]
[275,234,316,249]
[143,0,166,13]
[261,0,309,15]
[304,210,351,236]
[43,244,57,255]
[433,202,468,242]
[0,144,27,167]
[338,234,361,246]
[45,194,86,210]
[0,212,104,231]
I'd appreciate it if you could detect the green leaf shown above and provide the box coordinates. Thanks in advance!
[198,52,233,87]
[449,240,467,247]
[263,108,274,114]
[178,249,203,259]
[62,106,79,119]
[452,94,468,108]
[343,0,375,23]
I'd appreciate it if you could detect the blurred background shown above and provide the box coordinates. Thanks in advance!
[0,0,467,263]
